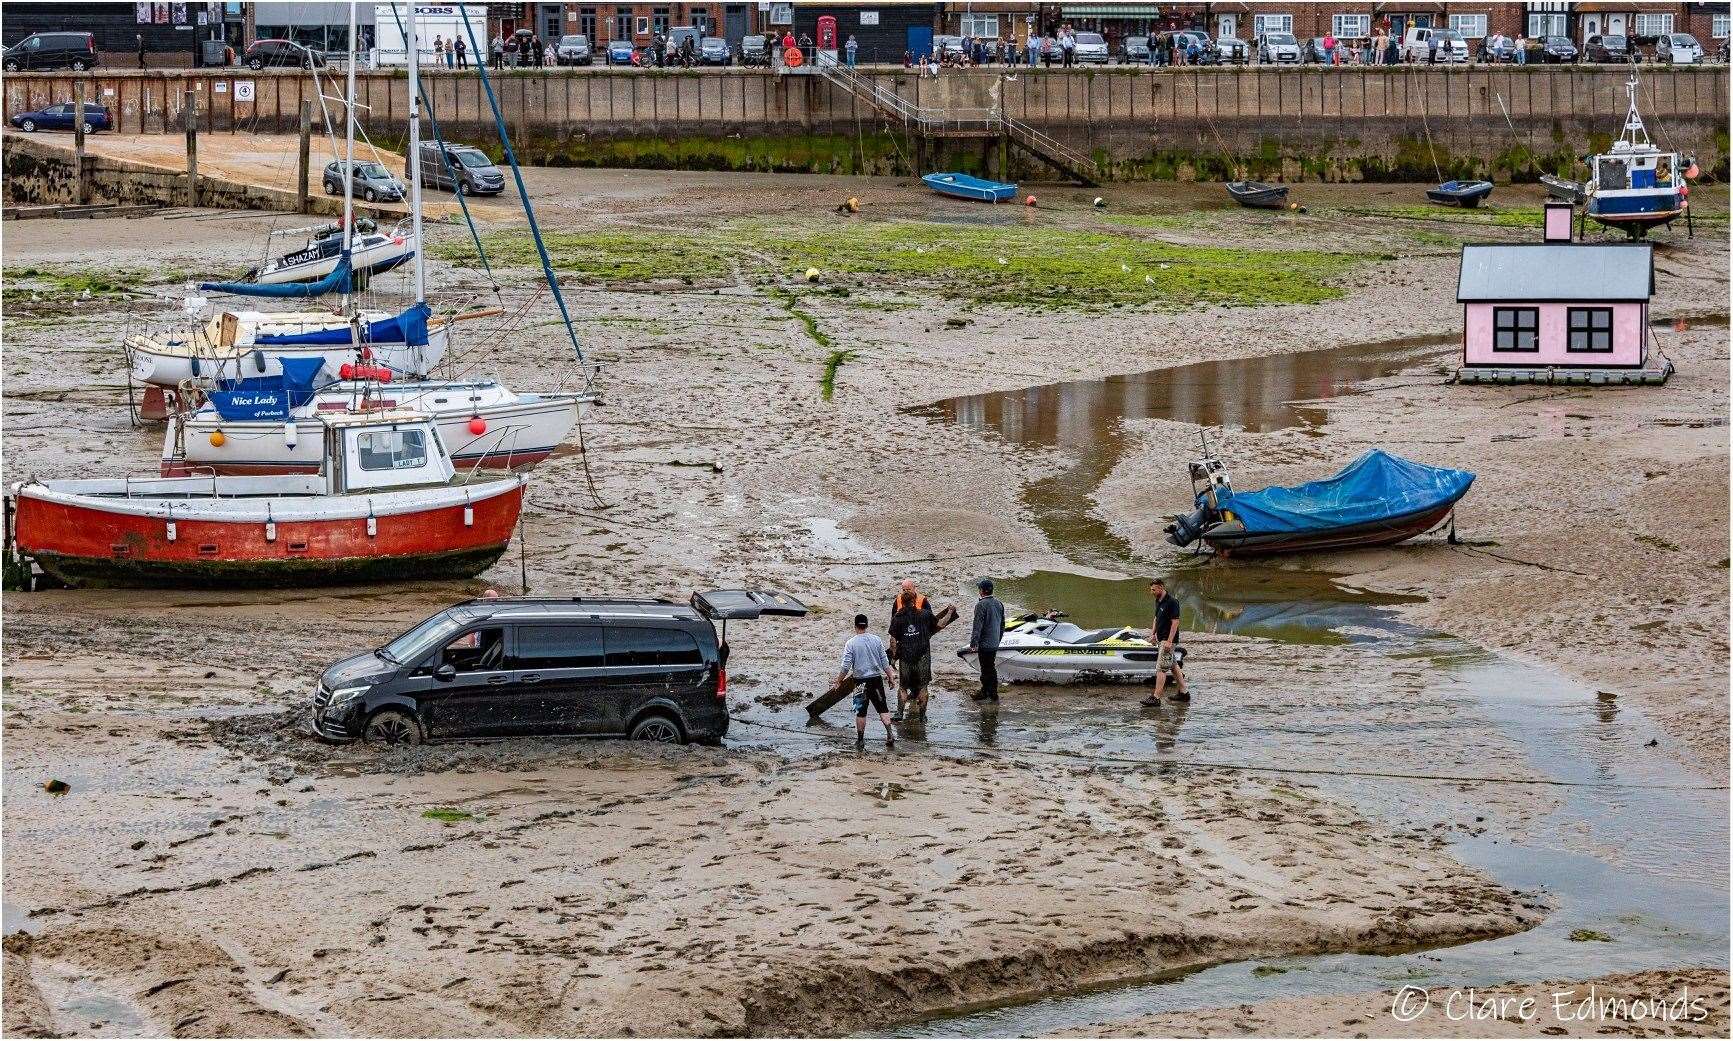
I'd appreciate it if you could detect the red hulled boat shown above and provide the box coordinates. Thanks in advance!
[7,411,525,588]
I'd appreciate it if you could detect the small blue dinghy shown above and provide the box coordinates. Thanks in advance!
[922,172,1018,203]
[1426,180,1495,208]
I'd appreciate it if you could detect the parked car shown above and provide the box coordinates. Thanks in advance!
[1478,34,1519,62]
[243,38,326,70]
[697,36,731,65]
[1215,35,1249,63]
[322,160,406,203]
[309,591,807,746]
[739,34,769,66]
[2,31,97,72]
[1118,35,1151,64]
[409,142,505,196]
[1582,34,1631,62]
[1258,31,1302,64]
[1072,31,1109,63]
[1655,32,1703,64]
[9,101,109,134]
[1535,35,1579,63]
[605,39,637,65]
[556,34,592,65]
[1402,26,1469,62]
[1302,36,1330,63]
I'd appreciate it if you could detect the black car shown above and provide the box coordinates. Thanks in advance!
[739,34,769,66]
[410,142,506,195]
[1536,35,1578,63]
[244,38,326,69]
[311,590,806,746]
[3,31,98,72]
[1118,35,1151,64]
[1583,34,1631,62]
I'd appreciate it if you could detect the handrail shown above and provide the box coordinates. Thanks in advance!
[813,62,1095,177]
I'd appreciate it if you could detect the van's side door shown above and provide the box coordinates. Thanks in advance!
[597,625,709,733]
[508,623,609,734]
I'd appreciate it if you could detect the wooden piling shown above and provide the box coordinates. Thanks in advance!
[73,81,87,204]
[297,99,312,214]
[184,89,198,206]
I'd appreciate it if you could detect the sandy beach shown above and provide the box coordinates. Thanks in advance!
[2,169,1726,1036]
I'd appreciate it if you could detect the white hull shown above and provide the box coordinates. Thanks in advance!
[128,324,449,387]
[255,230,416,285]
[164,385,585,475]
[965,649,1164,685]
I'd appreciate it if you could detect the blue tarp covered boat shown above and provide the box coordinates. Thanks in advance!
[922,172,1018,203]
[1426,179,1494,208]
[1166,450,1474,557]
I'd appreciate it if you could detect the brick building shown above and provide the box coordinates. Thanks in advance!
[485,2,766,48]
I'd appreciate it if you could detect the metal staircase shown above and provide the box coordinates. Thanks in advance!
[810,61,1098,186]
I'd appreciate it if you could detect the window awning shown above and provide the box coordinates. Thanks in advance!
[1061,5,1162,17]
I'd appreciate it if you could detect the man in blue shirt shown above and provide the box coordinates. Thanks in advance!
[1141,578,1190,706]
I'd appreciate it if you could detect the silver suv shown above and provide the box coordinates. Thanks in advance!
[411,142,506,196]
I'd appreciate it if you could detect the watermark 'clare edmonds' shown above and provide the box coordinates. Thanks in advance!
[1388,984,1710,1027]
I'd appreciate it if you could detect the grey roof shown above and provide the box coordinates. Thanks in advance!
[1457,243,1653,302]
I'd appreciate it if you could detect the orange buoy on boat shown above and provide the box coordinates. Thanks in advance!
[468,417,488,436]
[209,430,226,447]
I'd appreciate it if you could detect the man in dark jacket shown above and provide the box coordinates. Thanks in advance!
[966,578,1005,703]
[1141,578,1189,706]
[887,579,956,722]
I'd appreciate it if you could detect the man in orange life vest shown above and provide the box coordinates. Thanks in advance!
[887,579,956,722]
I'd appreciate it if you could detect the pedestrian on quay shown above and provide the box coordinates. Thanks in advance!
[1427,31,1438,63]
[136,33,146,69]
[448,37,458,68]
[536,35,548,67]
[845,33,858,67]
[1385,33,1400,64]
[1140,578,1190,707]
[965,579,1004,704]
[1515,34,1528,65]
[433,36,444,65]
[1061,25,1076,66]
[1025,32,1038,66]
[491,33,504,70]
[455,36,468,69]
[838,613,897,749]
[1323,31,1336,64]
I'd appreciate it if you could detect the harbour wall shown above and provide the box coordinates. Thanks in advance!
[4,66,1726,183]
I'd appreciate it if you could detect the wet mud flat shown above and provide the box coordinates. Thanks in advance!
[2,171,1728,1036]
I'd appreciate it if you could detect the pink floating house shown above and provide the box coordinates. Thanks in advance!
[1455,201,1671,385]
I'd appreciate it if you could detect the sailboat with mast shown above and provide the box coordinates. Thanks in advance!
[8,7,535,590]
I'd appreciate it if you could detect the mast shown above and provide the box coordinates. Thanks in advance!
[406,1,426,305]
[341,0,358,315]
[1620,74,1649,148]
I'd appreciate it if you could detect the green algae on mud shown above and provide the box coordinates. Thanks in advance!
[3,265,185,302]
[440,219,1367,308]
[434,230,734,283]
[750,220,1366,308]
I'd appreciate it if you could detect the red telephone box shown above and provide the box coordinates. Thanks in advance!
[817,15,838,63]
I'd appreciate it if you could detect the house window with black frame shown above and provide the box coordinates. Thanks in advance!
[1493,307,1539,352]
[1567,307,1614,353]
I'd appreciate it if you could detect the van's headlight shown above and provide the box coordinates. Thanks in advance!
[326,686,368,709]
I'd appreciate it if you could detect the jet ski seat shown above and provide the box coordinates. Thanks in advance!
[1043,622,1133,645]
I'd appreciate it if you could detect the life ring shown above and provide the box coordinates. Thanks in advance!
[784,47,804,67]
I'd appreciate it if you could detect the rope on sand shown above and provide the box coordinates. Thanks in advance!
[728,717,1728,793]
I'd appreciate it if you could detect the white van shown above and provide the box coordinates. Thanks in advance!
[1402,26,1469,62]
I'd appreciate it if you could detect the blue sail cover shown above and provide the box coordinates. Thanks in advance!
[205,357,332,421]
[200,256,353,298]
[1221,450,1474,535]
[253,301,430,347]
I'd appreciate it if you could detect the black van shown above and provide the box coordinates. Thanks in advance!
[311,591,805,746]
[3,32,98,72]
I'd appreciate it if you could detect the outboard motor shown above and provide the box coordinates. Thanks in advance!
[1166,456,1232,547]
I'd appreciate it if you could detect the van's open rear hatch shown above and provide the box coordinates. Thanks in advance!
[691,589,808,620]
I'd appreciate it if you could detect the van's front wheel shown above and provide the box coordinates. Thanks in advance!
[363,708,423,746]
[629,714,684,744]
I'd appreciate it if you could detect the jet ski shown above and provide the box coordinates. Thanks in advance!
[959,611,1183,686]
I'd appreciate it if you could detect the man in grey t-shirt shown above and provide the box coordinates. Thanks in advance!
[838,613,898,748]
